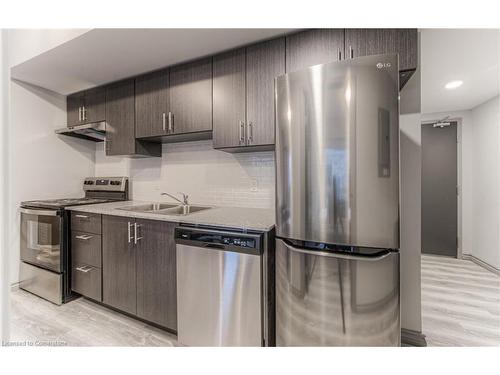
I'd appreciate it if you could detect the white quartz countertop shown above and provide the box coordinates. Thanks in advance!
[66,200,276,231]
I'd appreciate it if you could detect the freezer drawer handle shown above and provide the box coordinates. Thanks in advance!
[283,240,392,262]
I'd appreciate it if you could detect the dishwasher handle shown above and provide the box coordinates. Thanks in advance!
[203,243,225,250]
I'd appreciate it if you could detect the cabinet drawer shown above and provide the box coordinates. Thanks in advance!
[71,211,101,234]
[72,231,102,268]
[72,264,102,301]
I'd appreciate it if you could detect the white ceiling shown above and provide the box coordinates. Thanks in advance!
[10,28,294,95]
[421,29,500,114]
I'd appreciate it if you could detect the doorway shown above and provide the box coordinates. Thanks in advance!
[421,121,458,257]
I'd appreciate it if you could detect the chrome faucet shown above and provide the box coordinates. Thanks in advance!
[161,192,189,206]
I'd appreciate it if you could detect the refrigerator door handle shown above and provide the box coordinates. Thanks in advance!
[282,240,392,262]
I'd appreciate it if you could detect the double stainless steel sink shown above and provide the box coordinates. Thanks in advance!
[117,203,211,216]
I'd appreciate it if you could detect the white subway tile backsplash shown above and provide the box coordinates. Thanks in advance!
[95,140,275,209]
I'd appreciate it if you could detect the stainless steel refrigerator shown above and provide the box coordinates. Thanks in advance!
[275,53,401,346]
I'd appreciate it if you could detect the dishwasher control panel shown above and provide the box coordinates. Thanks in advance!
[175,227,263,255]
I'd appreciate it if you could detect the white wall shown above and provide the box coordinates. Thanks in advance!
[95,141,275,209]
[469,96,500,269]
[399,113,423,333]
[1,29,10,344]
[6,30,96,285]
[422,97,500,270]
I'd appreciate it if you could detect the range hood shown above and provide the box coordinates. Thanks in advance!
[55,122,106,142]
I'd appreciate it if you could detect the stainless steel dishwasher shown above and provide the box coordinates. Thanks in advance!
[175,226,266,347]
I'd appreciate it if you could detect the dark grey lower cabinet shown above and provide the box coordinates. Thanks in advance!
[102,215,136,315]
[102,215,177,331]
[136,219,177,330]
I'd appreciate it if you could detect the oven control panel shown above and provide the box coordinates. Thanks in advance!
[83,177,128,192]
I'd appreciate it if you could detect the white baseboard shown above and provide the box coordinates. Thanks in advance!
[462,254,500,276]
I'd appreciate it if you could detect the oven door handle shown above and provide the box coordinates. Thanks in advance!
[19,208,60,216]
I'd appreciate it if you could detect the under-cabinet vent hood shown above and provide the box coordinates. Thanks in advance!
[55,122,106,142]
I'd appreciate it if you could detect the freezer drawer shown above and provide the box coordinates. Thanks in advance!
[176,242,262,346]
[275,238,400,346]
[20,262,63,305]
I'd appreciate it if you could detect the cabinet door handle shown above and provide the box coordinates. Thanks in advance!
[162,112,166,132]
[168,112,174,133]
[239,121,245,145]
[349,45,354,59]
[78,107,82,122]
[82,106,86,121]
[127,222,134,243]
[337,47,342,61]
[75,234,93,240]
[75,214,89,219]
[134,223,143,244]
[247,122,253,144]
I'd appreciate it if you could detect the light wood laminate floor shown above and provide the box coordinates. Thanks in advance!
[8,255,500,347]
[421,255,500,346]
[8,290,179,346]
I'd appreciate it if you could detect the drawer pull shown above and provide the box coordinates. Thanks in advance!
[75,234,93,240]
[76,265,92,273]
[75,214,90,219]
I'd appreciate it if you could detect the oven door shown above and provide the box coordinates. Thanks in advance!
[20,207,62,272]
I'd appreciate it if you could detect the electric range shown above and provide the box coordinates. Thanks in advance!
[19,177,129,305]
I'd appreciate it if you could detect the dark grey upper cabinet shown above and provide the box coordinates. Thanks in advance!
[84,87,106,124]
[170,57,213,135]
[213,48,246,149]
[102,215,136,315]
[135,69,170,138]
[136,219,177,331]
[67,88,105,127]
[345,29,418,72]
[105,79,136,155]
[246,38,285,147]
[106,79,161,157]
[67,92,84,127]
[286,29,344,73]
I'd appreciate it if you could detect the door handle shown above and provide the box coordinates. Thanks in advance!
[337,47,342,61]
[134,223,143,244]
[19,208,59,216]
[75,235,93,240]
[239,121,245,145]
[78,107,82,122]
[82,106,86,121]
[162,112,166,132]
[127,222,134,243]
[74,214,89,219]
[168,112,173,133]
[349,45,354,59]
[247,122,253,144]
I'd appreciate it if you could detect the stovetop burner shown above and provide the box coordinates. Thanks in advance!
[20,177,129,210]
[21,197,113,209]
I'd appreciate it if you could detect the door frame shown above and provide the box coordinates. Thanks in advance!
[420,117,462,258]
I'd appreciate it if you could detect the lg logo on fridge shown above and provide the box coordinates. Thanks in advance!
[376,62,392,69]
